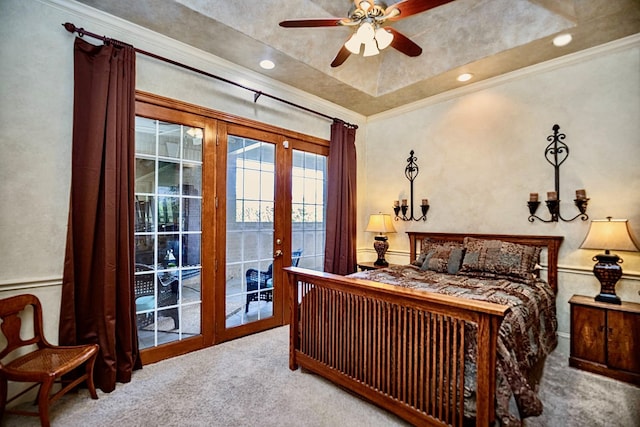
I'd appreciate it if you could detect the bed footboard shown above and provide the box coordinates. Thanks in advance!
[285,267,509,427]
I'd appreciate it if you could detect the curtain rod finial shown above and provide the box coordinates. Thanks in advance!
[63,22,76,33]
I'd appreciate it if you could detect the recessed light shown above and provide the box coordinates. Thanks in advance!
[457,73,473,82]
[259,59,275,70]
[553,34,572,47]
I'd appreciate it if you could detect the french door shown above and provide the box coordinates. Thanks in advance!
[134,98,216,364]
[216,124,329,341]
[134,92,328,358]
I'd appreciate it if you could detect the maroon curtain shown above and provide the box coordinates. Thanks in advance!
[60,37,141,393]
[324,120,358,275]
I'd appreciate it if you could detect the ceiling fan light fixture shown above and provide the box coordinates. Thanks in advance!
[345,33,362,54]
[374,27,393,50]
[363,39,380,57]
[356,22,375,41]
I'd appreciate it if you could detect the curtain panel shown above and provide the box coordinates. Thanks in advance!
[324,121,357,275]
[60,37,140,392]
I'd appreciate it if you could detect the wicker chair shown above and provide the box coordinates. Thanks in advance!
[134,264,179,329]
[0,294,99,427]
[245,250,302,313]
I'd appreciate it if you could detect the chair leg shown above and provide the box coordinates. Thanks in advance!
[169,308,180,330]
[37,379,54,427]
[85,353,99,400]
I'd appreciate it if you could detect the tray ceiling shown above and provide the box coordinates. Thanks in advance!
[73,0,639,116]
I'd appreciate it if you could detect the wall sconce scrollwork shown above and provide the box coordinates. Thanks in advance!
[528,124,589,223]
[393,150,429,222]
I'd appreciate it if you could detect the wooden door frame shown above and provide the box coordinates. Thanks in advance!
[135,91,328,358]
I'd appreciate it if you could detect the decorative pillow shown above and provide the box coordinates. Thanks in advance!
[412,238,436,266]
[419,241,465,274]
[412,251,427,267]
[458,237,541,282]
[411,237,449,267]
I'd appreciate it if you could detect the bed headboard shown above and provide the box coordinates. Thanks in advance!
[407,232,564,294]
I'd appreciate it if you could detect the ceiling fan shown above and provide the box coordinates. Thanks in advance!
[279,0,455,67]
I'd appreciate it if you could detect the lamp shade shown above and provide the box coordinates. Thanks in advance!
[345,33,362,54]
[365,213,396,234]
[375,27,393,50]
[580,218,639,252]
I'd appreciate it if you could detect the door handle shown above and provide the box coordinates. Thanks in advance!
[274,250,283,257]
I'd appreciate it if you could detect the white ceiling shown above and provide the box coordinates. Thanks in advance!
[74,0,639,116]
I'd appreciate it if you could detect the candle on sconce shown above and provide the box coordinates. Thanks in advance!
[575,189,586,200]
[401,199,408,207]
[393,200,400,207]
[421,199,429,206]
[529,193,539,202]
[547,191,558,201]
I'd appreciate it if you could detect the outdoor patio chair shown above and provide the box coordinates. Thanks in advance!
[245,250,302,313]
[134,263,179,329]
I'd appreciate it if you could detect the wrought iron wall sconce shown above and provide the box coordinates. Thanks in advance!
[393,150,429,221]
[527,124,589,223]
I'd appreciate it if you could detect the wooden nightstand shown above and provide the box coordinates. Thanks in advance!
[357,262,397,271]
[569,295,640,385]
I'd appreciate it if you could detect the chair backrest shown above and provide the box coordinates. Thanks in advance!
[0,294,47,362]
[135,263,156,298]
[292,249,303,267]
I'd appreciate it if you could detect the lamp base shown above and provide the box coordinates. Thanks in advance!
[373,235,389,267]
[595,293,622,305]
[592,253,623,305]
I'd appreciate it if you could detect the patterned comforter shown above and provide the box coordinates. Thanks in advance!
[349,265,558,426]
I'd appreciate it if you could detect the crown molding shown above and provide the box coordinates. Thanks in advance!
[41,0,366,127]
[368,33,640,123]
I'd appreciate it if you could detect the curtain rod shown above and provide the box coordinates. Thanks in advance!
[62,23,357,130]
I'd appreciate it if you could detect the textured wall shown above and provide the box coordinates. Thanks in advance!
[1,0,638,347]
[362,39,640,338]
[0,0,363,325]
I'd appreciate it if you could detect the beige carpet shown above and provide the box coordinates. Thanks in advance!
[2,326,639,427]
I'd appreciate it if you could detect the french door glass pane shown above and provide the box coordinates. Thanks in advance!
[134,116,203,349]
[292,150,327,271]
[226,135,275,327]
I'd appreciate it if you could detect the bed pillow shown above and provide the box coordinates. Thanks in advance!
[458,237,541,283]
[412,251,428,267]
[413,238,456,262]
[419,241,465,274]
[412,238,434,266]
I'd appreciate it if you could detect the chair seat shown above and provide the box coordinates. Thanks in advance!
[3,345,99,379]
[136,295,155,312]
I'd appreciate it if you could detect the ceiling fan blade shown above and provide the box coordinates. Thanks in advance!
[279,18,345,28]
[386,27,422,57]
[331,45,352,67]
[386,0,455,21]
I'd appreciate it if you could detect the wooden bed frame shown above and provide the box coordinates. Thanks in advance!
[285,232,563,427]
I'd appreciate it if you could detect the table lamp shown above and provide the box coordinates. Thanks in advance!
[365,213,396,267]
[580,217,639,304]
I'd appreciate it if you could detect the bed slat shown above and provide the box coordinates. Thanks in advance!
[287,269,507,426]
